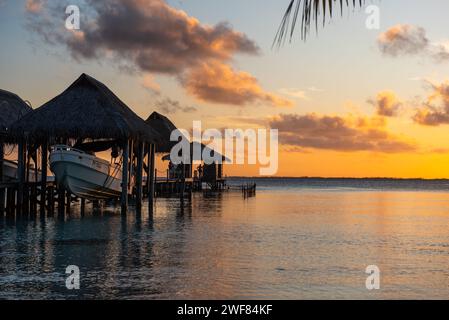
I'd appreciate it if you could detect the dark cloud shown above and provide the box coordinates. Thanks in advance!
[270,113,416,153]
[367,91,402,117]
[26,0,291,107]
[413,81,449,126]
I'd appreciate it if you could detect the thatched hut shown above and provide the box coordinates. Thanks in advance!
[0,89,32,135]
[162,141,228,183]
[8,73,161,214]
[146,112,227,190]
[0,89,32,215]
[9,73,159,144]
[145,111,179,154]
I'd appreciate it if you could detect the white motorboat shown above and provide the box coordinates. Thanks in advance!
[2,159,42,182]
[49,145,123,200]
[2,159,18,181]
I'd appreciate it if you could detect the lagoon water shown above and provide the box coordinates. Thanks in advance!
[1,178,449,299]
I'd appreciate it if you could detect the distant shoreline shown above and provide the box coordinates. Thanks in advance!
[227,176,449,181]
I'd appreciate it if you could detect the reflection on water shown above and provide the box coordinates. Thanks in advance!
[1,187,449,299]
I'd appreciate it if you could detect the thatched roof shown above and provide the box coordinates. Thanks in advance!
[162,142,229,163]
[0,89,32,135]
[9,74,160,144]
[145,111,180,153]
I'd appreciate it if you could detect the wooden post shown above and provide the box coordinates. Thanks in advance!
[121,139,129,215]
[17,140,26,216]
[40,141,48,216]
[66,191,71,214]
[180,163,186,204]
[145,144,150,192]
[0,138,4,216]
[31,184,38,214]
[148,143,156,207]
[6,187,16,218]
[48,185,55,216]
[57,186,65,217]
[135,141,144,213]
[23,185,30,215]
[80,198,85,217]
[128,139,134,199]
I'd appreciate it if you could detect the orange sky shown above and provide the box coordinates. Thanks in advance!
[3,1,449,178]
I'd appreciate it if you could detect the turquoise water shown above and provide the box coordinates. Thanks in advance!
[1,179,449,299]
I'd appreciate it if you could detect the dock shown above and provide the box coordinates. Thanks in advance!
[1,74,253,220]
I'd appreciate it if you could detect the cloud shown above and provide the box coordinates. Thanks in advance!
[155,97,197,114]
[278,88,308,100]
[141,74,160,93]
[182,61,293,107]
[368,91,402,117]
[378,24,449,62]
[26,0,290,107]
[378,24,429,56]
[413,80,449,126]
[278,87,324,100]
[25,0,44,13]
[269,113,416,153]
[433,42,449,62]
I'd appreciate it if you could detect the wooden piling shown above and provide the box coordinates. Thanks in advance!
[148,143,156,207]
[180,163,186,204]
[128,139,134,199]
[80,198,86,217]
[17,140,26,216]
[121,139,130,215]
[40,141,48,216]
[23,185,30,215]
[31,184,38,215]
[6,187,16,218]
[57,187,65,217]
[48,185,55,216]
[66,191,71,214]
[135,141,144,213]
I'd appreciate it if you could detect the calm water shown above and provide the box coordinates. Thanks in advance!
[1,178,449,299]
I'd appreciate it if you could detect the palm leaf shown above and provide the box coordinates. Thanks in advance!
[274,0,367,47]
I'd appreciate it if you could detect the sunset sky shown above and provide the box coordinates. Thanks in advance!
[2,0,449,178]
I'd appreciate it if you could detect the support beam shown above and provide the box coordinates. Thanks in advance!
[135,141,144,213]
[17,140,26,216]
[180,163,185,204]
[121,139,130,215]
[40,141,48,216]
[57,187,65,217]
[80,198,85,217]
[148,143,156,207]
[66,191,71,214]
[128,139,134,199]
[145,144,150,191]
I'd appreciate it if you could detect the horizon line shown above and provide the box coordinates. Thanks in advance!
[226,176,449,181]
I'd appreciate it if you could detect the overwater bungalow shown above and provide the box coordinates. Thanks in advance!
[145,112,227,194]
[0,89,32,180]
[0,89,33,215]
[7,73,161,215]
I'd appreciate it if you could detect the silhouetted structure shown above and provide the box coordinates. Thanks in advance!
[8,74,160,216]
[0,89,32,216]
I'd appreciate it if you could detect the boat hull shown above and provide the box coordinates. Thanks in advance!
[50,146,122,200]
[2,160,17,181]
[2,160,42,182]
